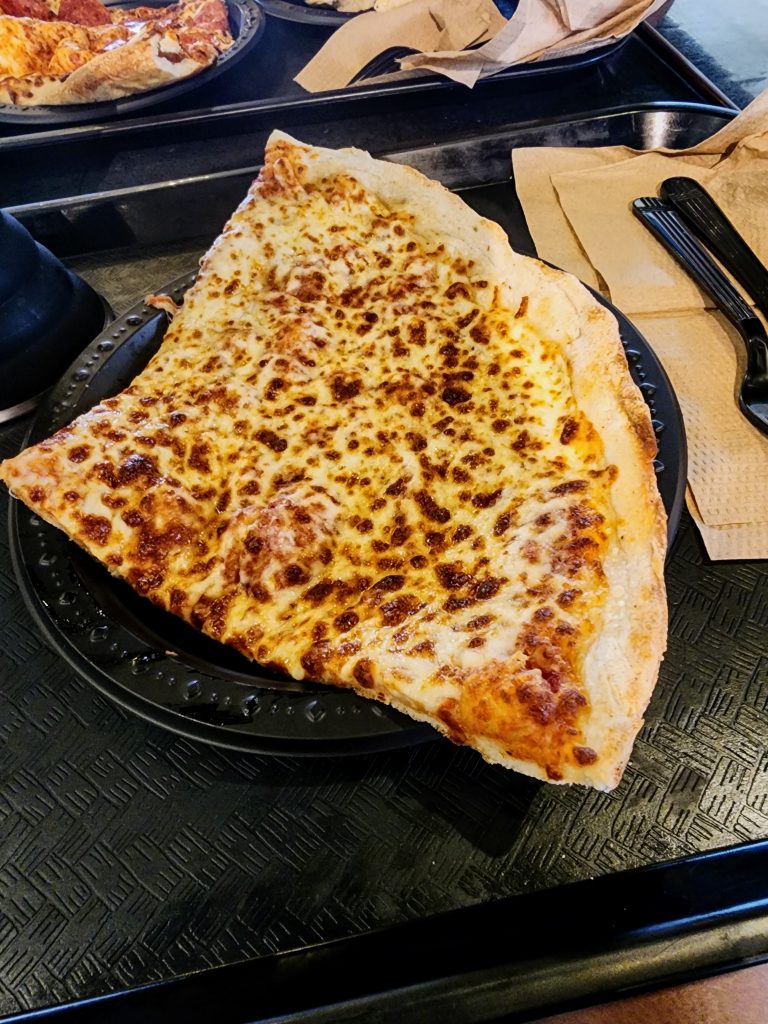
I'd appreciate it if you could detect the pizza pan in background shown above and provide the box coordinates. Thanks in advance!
[255,0,517,26]
[254,0,347,24]
[0,0,266,125]
[9,266,685,757]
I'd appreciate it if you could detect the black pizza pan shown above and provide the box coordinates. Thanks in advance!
[0,0,266,125]
[255,0,347,24]
[9,270,435,756]
[8,260,686,757]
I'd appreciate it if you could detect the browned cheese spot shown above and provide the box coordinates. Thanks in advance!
[335,610,359,632]
[414,490,451,524]
[559,417,579,444]
[441,386,471,407]
[255,429,288,453]
[552,480,588,496]
[67,444,91,463]
[301,643,331,679]
[353,658,375,688]
[118,453,159,487]
[331,376,362,403]
[436,698,467,743]
[373,574,405,592]
[435,563,472,590]
[80,514,111,545]
[380,594,420,626]
[472,488,502,509]
[573,746,598,765]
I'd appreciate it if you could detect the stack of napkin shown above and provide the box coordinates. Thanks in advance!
[296,0,667,92]
[513,91,768,560]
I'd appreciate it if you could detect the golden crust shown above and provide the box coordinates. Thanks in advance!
[0,132,667,789]
[531,271,667,788]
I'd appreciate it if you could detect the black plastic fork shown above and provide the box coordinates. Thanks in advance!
[661,176,768,322]
[633,196,768,439]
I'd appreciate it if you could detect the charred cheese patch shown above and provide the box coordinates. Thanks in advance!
[0,133,667,790]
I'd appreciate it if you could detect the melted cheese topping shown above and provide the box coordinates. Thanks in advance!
[0,17,122,76]
[0,0,229,81]
[2,138,630,783]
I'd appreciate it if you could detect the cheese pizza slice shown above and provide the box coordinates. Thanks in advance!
[0,133,668,789]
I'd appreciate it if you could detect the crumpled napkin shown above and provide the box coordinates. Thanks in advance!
[513,91,768,560]
[295,0,667,93]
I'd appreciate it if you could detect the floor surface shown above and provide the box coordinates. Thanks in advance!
[658,0,768,105]
[531,960,768,1024]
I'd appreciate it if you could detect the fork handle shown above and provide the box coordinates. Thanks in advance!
[633,198,768,383]
[661,177,768,323]
[633,197,755,326]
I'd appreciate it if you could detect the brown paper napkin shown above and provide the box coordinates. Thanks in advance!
[296,0,664,93]
[512,91,768,560]
[295,0,504,92]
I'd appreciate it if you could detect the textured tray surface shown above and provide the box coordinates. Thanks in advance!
[3,107,766,1017]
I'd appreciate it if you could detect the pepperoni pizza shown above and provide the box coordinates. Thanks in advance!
[0,0,233,104]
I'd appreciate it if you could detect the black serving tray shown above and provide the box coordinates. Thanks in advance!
[4,104,727,760]
[4,840,768,1023]
[255,0,351,25]
[0,21,736,176]
[0,1,628,138]
[8,103,768,1024]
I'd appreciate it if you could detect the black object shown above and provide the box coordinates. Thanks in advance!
[661,176,768,320]
[0,210,109,422]
[10,241,685,754]
[633,196,768,439]
[349,46,418,84]
[0,0,267,126]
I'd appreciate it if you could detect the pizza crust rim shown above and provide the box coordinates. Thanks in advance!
[0,37,206,104]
